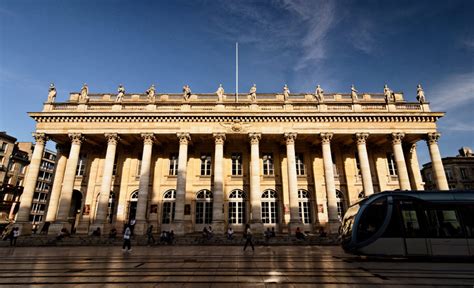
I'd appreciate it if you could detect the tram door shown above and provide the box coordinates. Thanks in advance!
[399,201,429,256]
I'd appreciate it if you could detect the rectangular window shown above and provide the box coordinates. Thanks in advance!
[386,153,397,176]
[426,208,464,238]
[231,153,242,176]
[136,159,142,176]
[112,157,118,176]
[263,153,274,175]
[200,154,212,176]
[460,168,468,180]
[76,154,86,176]
[445,169,454,181]
[162,202,175,224]
[169,154,178,176]
[0,142,7,152]
[295,153,305,176]
[298,201,311,224]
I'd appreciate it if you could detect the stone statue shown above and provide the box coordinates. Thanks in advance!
[183,85,191,101]
[146,84,156,102]
[116,84,125,102]
[249,84,257,102]
[283,84,290,101]
[47,83,57,103]
[216,84,224,102]
[350,85,358,102]
[383,84,394,103]
[315,84,324,102]
[80,83,89,102]
[416,84,425,103]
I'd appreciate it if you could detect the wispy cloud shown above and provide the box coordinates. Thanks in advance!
[349,18,375,54]
[429,72,474,111]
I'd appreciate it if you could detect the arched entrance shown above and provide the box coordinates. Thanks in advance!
[261,189,279,226]
[228,189,246,227]
[195,189,213,231]
[70,190,83,233]
[127,190,138,223]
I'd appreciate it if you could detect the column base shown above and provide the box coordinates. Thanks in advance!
[211,220,225,234]
[16,222,33,236]
[171,220,185,236]
[133,220,148,235]
[249,221,264,235]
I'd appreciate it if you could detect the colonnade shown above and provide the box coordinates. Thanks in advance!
[16,131,449,234]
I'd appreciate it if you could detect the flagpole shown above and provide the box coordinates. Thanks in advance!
[235,42,238,103]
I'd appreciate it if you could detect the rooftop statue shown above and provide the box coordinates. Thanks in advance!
[350,85,358,102]
[79,83,89,102]
[116,84,125,102]
[183,84,192,101]
[283,84,290,101]
[146,84,156,102]
[416,84,425,103]
[216,84,224,102]
[384,84,394,103]
[249,84,257,102]
[47,83,57,103]
[315,84,324,102]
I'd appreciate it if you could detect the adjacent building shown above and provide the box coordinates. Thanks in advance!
[16,84,449,235]
[422,147,474,190]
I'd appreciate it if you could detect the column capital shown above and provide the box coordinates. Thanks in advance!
[354,133,369,145]
[249,132,261,144]
[213,133,226,144]
[177,132,191,145]
[320,132,333,144]
[390,132,405,145]
[105,133,120,145]
[141,133,155,145]
[68,133,84,145]
[32,133,48,145]
[284,132,297,145]
[426,132,441,145]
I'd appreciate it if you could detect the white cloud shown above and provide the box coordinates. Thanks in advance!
[429,72,474,111]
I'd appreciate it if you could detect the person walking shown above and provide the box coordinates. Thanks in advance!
[122,225,132,252]
[10,227,19,247]
[146,225,155,246]
[243,224,254,251]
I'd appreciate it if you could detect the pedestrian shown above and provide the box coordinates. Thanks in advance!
[129,219,136,236]
[264,228,272,245]
[146,225,155,245]
[295,227,306,240]
[122,225,132,252]
[10,227,19,246]
[227,227,234,240]
[92,227,101,237]
[168,230,175,245]
[243,224,254,251]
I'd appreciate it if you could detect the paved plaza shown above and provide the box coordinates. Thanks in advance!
[1,245,473,287]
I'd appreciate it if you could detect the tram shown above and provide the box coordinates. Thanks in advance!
[340,190,474,257]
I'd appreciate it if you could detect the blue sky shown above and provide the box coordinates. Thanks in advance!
[0,0,473,165]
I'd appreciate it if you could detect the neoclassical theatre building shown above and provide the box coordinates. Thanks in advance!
[17,84,449,235]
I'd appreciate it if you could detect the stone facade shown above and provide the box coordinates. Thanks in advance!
[17,88,448,235]
[422,147,474,190]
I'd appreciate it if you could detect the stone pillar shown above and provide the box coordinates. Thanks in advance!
[94,134,119,228]
[320,133,339,233]
[45,144,68,223]
[173,133,190,235]
[284,132,301,232]
[390,133,411,190]
[54,133,84,231]
[135,133,154,235]
[16,133,48,234]
[249,133,263,232]
[212,133,225,233]
[426,132,449,190]
[355,133,374,195]
[406,143,424,190]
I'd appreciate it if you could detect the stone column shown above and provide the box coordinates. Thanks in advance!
[212,133,225,232]
[390,133,411,190]
[426,132,449,190]
[249,133,263,232]
[284,132,301,231]
[173,133,190,235]
[54,133,84,230]
[320,133,339,233]
[94,134,119,227]
[355,133,374,195]
[45,144,68,222]
[406,143,424,190]
[135,133,154,235]
[16,133,48,234]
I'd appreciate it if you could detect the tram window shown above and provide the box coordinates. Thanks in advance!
[459,205,474,238]
[381,204,402,238]
[400,206,424,238]
[427,208,464,238]
[357,199,387,242]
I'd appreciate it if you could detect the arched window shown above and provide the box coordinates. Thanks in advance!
[196,189,213,224]
[298,189,311,224]
[162,189,176,224]
[336,190,346,221]
[261,189,278,224]
[228,189,246,224]
[127,190,139,222]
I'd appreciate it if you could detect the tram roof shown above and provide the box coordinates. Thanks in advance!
[358,190,474,206]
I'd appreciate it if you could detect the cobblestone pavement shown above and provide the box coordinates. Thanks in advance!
[1,245,473,287]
